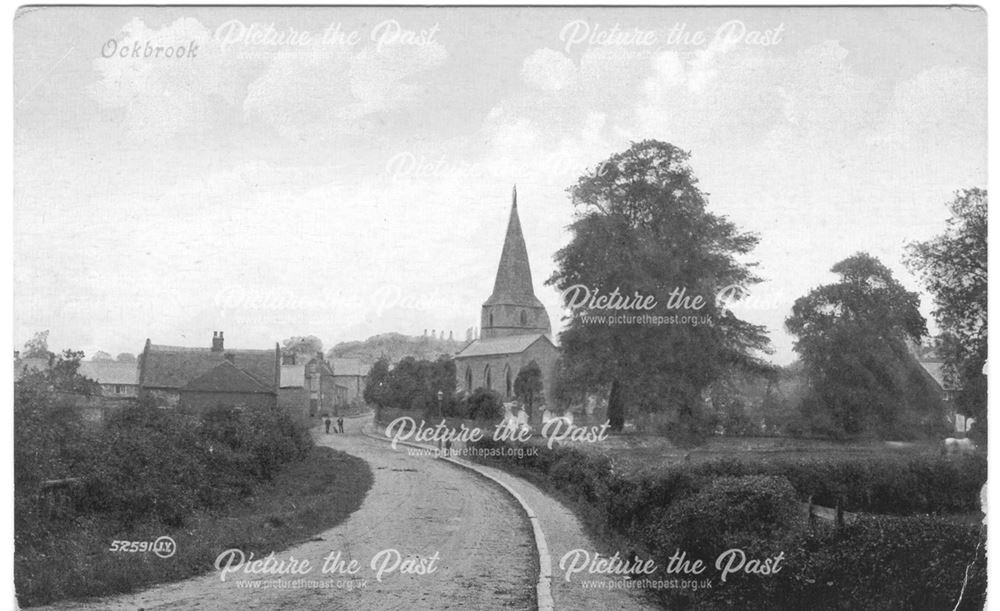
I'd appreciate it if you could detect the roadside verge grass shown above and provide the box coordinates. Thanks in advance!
[17,445,373,607]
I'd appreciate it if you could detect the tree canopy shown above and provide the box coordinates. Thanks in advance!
[786,252,941,437]
[905,188,987,436]
[548,140,771,437]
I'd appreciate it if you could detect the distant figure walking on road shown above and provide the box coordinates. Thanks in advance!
[337,416,345,434]
[324,415,332,434]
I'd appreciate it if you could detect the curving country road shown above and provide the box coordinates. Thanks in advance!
[36,415,537,610]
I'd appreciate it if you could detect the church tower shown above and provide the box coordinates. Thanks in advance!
[480,186,552,339]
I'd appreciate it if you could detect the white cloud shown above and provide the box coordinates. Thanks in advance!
[521,48,577,91]
[244,39,446,140]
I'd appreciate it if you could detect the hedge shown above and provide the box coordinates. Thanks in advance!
[468,437,987,610]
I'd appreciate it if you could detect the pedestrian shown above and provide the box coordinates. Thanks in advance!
[324,415,332,434]
[337,415,344,434]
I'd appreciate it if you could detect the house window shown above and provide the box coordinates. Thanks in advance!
[114,385,123,394]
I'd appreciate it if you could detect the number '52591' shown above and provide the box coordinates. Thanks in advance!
[108,536,176,558]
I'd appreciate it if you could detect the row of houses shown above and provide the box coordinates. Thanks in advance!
[14,332,370,419]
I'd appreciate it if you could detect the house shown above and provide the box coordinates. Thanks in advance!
[77,360,139,398]
[279,352,347,418]
[454,187,559,406]
[138,331,280,412]
[917,355,970,434]
[331,358,369,401]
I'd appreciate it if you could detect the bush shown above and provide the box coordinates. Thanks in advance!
[649,475,798,560]
[467,387,504,422]
[467,437,988,610]
[771,515,986,611]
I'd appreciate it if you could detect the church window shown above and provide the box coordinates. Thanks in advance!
[520,310,527,325]
[466,366,473,391]
[505,364,512,398]
[485,365,492,390]
[489,313,494,327]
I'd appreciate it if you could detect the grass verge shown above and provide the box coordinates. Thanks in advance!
[16,445,373,607]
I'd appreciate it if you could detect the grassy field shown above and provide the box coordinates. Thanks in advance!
[16,445,374,607]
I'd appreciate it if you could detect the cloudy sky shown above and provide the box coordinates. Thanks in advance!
[13,6,986,363]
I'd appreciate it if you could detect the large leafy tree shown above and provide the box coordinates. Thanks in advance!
[548,140,771,436]
[905,188,987,437]
[786,253,941,437]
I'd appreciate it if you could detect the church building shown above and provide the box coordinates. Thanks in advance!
[454,187,559,404]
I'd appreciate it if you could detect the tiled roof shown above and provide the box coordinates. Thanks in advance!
[141,342,277,390]
[919,360,962,392]
[332,358,367,377]
[184,361,273,393]
[454,334,553,358]
[78,360,138,386]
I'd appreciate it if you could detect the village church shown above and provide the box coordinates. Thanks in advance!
[454,188,560,407]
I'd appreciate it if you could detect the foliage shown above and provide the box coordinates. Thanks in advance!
[786,253,942,438]
[16,446,372,607]
[21,330,52,359]
[91,350,113,361]
[370,355,457,416]
[547,140,771,434]
[469,437,987,609]
[115,352,137,363]
[906,188,988,439]
[281,335,324,360]
[363,357,391,408]
[513,360,544,420]
[15,366,314,576]
[466,387,504,422]
[330,332,464,364]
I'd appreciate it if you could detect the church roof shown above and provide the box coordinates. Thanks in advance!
[484,186,545,308]
[454,333,554,359]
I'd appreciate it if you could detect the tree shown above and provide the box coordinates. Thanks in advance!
[363,357,391,409]
[22,330,52,359]
[281,336,323,361]
[905,188,987,438]
[786,253,941,438]
[547,140,771,438]
[514,361,544,421]
[116,353,137,363]
[92,351,113,361]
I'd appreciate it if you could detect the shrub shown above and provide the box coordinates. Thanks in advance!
[467,388,504,422]
[648,476,797,560]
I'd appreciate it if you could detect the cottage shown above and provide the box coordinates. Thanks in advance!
[77,360,139,398]
[138,331,280,412]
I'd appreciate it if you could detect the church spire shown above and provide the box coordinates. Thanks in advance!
[484,185,543,308]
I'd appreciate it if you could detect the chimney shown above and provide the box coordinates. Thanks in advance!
[212,331,224,352]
